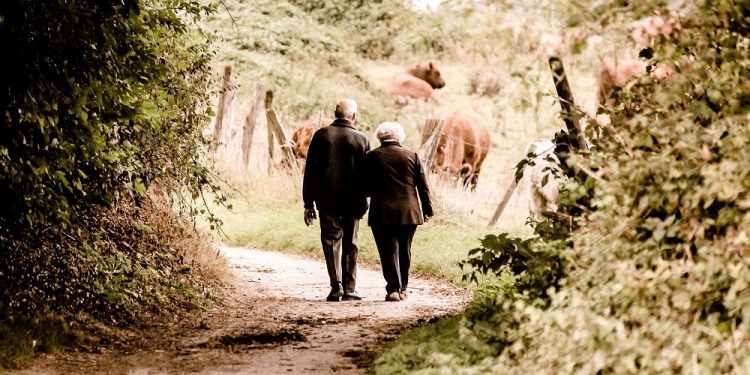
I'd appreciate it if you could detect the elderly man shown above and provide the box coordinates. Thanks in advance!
[364,122,434,302]
[302,98,371,301]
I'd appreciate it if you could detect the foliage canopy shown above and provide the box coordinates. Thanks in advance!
[0,0,214,231]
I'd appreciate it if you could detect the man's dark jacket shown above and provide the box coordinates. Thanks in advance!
[364,141,434,226]
[303,118,371,218]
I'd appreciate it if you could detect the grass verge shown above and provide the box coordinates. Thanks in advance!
[200,171,532,283]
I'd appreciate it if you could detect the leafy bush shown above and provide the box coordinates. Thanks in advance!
[286,0,448,60]
[0,0,223,365]
[378,1,750,373]
[461,233,564,306]
[0,0,216,231]
[1,195,219,318]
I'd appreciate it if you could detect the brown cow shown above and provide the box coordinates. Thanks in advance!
[433,110,491,190]
[290,116,334,160]
[384,60,446,104]
[595,57,674,110]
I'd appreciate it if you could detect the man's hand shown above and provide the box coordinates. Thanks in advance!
[304,208,317,226]
[424,215,432,224]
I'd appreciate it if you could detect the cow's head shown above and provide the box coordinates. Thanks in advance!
[411,61,446,89]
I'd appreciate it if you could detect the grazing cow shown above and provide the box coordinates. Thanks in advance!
[384,60,446,104]
[291,116,334,160]
[522,139,564,219]
[433,110,491,190]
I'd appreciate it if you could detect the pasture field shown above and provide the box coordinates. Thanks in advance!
[197,0,617,280]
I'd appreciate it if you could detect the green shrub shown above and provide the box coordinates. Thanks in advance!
[0,0,216,231]
[0,0,223,365]
[379,1,750,373]
[285,0,448,60]
[374,281,515,373]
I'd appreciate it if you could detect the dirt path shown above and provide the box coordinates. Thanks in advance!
[16,246,471,374]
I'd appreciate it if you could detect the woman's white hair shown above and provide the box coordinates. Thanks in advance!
[375,121,406,142]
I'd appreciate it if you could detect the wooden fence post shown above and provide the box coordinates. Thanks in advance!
[548,56,587,150]
[264,90,298,173]
[487,141,543,227]
[418,118,444,171]
[313,111,322,131]
[487,178,519,228]
[241,84,264,170]
[489,57,585,227]
[224,87,237,146]
[265,91,275,170]
[211,65,232,151]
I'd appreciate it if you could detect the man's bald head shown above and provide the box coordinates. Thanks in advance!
[335,98,358,121]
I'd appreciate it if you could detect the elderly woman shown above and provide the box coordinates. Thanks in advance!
[364,122,434,302]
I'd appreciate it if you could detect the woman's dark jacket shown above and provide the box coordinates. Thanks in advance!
[364,141,434,226]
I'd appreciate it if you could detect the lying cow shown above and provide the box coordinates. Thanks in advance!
[290,116,334,160]
[522,139,564,219]
[384,60,446,104]
[432,110,491,190]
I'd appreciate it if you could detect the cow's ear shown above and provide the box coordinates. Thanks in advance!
[428,61,434,71]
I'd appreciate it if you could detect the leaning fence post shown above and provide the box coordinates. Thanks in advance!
[264,90,299,173]
[418,118,444,171]
[548,56,587,150]
[487,177,519,228]
[487,142,542,227]
[211,65,232,152]
[265,91,275,170]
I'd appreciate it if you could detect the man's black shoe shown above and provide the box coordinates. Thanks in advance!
[342,292,363,301]
[327,285,344,302]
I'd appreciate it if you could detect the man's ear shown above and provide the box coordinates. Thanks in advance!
[351,112,357,122]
